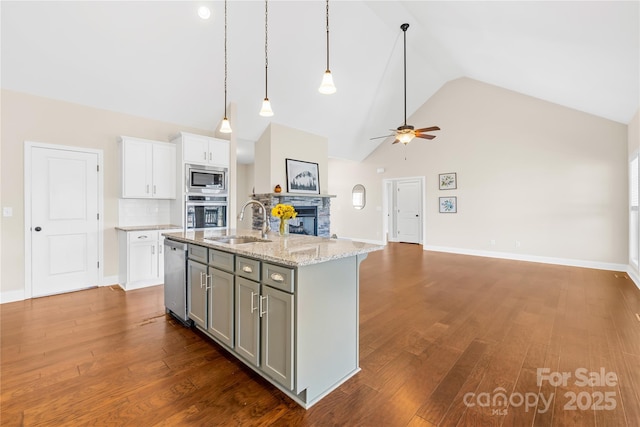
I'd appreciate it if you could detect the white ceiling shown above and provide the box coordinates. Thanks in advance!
[2,1,638,163]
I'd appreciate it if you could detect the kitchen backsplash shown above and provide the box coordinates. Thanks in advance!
[118,199,172,226]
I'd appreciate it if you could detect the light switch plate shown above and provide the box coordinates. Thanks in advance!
[3,207,13,217]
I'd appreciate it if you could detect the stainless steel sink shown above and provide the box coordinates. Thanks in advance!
[208,236,272,245]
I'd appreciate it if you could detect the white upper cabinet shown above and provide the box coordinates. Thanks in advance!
[178,132,229,168]
[119,136,176,199]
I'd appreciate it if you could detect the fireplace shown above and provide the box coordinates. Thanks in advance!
[251,193,334,237]
[288,206,317,236]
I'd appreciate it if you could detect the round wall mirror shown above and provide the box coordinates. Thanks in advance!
[352,184,366,210]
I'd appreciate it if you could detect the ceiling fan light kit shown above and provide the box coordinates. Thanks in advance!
[318,0,336,94]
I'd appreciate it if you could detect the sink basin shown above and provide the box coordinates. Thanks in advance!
[209,236,272,245]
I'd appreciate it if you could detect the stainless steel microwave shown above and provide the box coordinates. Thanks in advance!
[186,165,227,194]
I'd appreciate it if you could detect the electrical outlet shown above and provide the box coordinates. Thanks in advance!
[2,207,12,217]
[515,240,521,248]
[490,239,496,245]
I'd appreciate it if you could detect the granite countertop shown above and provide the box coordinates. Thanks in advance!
[116,224,182,232]
[163,229,384,267]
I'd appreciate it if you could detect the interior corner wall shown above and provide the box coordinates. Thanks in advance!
[253,123,328,194]
[328,77,628,266]
[0,89,216,300]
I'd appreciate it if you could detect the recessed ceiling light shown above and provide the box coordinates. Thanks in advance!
[198,6,211,20]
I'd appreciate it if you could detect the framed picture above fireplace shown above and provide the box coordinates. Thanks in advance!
[285,159,320,194]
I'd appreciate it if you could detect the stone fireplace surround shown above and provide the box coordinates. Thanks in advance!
[249,193,335,238]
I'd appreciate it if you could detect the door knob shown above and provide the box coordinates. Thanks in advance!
[34,226,42,232]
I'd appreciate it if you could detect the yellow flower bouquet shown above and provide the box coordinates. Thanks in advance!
[271,204,297,235]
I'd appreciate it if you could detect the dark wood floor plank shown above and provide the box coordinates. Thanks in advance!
[1,244,639,426]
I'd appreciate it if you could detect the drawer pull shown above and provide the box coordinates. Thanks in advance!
[270,272,285,283]
[242,265,253,273]
[138,235,148,239]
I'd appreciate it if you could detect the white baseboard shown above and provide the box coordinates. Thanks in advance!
[101,275,119,286]
[0,289,25,304]
[626,266,640,290]
[338,236,386,246]
[423,245,628,272]
[1,275,121,304]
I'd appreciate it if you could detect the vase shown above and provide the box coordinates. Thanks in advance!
[279,218,289,236]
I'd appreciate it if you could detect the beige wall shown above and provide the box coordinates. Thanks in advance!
[0,90,221,299]
[254,123,328,194]
[329,78,629,266]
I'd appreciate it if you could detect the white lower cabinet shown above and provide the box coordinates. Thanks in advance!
[118,228,180,290]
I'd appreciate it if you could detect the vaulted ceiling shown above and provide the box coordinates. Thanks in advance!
[2,1,638,163]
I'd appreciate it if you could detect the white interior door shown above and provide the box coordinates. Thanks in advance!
[31,146,99,297]
[396,179,422,244]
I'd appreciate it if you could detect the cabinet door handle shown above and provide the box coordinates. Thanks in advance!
[203,151,207,160]
[269,272,284,283]
[151,245,155,255]
[259,295,268,317]
[146,184,150,194]
[242,265,253,274]
[159,244,163,254]
[153,185,156,195]
[200,271,206,288]
[250,291,258,313]
[209,152,212,161]
[206,274,212,290]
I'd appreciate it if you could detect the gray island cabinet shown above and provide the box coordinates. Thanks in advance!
[164,230,382,409]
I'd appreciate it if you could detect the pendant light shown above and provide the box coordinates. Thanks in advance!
[259,0,274,116]
[219,0,232,133]
[318,0,336,94]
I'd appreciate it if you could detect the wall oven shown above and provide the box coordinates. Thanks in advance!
[185,195,228,230]
[186,164,227,194]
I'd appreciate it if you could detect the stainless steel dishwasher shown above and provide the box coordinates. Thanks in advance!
[163,238,190,325]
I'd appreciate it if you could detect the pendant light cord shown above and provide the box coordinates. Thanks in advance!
[224,0,228,117]
[264,0,269,99]
[325,0,330,72]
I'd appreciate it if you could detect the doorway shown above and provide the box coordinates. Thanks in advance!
[24,142,104,298]
[384,177,425,244]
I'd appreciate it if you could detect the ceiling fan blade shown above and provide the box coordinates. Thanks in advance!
[415,126,440,133]
[392,139,401,144]
[415,134,436,140]
[370,134,394,140]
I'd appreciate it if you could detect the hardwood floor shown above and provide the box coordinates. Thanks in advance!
[2,243,639,426]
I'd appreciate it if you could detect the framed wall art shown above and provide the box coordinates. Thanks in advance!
[439,172,457,190]
[439,196,457,213]
[285,159,320,194]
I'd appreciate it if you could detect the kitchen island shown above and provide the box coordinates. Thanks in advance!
[163,230,383,408]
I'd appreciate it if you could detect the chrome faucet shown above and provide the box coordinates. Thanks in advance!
[239,200,270,238]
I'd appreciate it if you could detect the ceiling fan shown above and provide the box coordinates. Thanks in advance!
[371,23,440,145]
